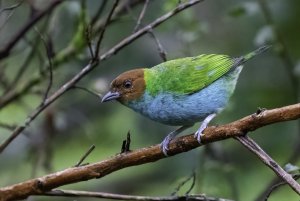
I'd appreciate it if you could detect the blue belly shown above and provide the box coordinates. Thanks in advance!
[125,67,242,126]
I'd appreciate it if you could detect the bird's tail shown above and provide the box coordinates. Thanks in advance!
[235,45,271,66]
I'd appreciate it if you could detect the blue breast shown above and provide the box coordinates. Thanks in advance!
[125,67,242,126]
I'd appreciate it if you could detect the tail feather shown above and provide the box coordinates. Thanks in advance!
[243,45,271,60]
[234,45,271,67]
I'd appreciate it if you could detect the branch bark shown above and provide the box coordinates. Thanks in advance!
[235,135,300,195]
[44,189,233,201]
[0,103,299,201]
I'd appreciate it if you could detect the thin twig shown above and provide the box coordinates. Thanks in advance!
[34,27,53,102]
[0,0,23,14]
[91,0,108,26]
[0,0,204,153]
[92,0,148,38]
[43,189,233,201]
[147,29,167,61]
[128,0,167,61]
[235,135,300,195]
[74,145,96,167]
[103,0,194,61]
[264,174,300,201]
[0,0,24,31]
[133,0,150,32]
[0,64,9,89]
[255,148,300,201]
[85,25,95,59]
[186,171,196,195]
[0,0,62,60]
[1,103,299,201]
[81,0,96,60]
[0,122,16,131]
[171,171,196,196]
[72,86,101,99]
[94,0,120,60]
[4,36,39,94]
[81,0,94,60]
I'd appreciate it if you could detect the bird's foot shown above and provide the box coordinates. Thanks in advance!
[160,125,193,156]
[194,113,217,144]
[161,134,173,156]
[194,126,206,144]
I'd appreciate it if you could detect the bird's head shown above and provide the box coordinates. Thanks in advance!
[101,69,146,103]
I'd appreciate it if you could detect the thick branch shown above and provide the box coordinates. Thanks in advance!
[0,103,299,201]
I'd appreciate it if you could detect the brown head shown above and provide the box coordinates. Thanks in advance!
[101,69,146,103]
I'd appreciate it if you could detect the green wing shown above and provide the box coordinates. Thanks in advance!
[144,54,235,95]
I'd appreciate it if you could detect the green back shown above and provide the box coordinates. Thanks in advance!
[144,54,235,95]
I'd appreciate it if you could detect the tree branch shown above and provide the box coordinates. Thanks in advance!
[0,0,23,15]
[74,144,95,167]
[90,0,108,27]
[235,135,300,195]
[94,0,120,60]
[128,0,167,61]
[265,174,300,201]
[34,28,53,102]
[0,0,24,31]
[0,103,299,201]
[42,189,232,201]
[133,0,150,32]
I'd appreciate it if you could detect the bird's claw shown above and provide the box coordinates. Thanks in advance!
[194,126,206,144]
[161,135,172,156]
[160,125,193,157]
[194,113,217,144]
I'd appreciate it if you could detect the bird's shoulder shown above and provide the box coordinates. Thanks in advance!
[144,54,235,95]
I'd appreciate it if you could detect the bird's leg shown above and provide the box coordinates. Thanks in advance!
[161,125,193,156]
[194,113,217,143]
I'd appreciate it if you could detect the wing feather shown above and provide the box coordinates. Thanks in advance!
[144,54,235,95]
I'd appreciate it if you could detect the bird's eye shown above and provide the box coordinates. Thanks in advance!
[123,80,132,89]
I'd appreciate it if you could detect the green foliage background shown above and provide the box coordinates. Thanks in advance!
[0,0,300,201]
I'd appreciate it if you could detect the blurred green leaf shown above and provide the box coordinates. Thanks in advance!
[163,0,189,12]
[228,5,246,18]
[228,2,259,18]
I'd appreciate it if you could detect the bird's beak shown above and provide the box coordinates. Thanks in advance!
[101,91,121,102]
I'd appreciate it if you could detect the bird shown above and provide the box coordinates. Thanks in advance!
[101,46,270,156]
